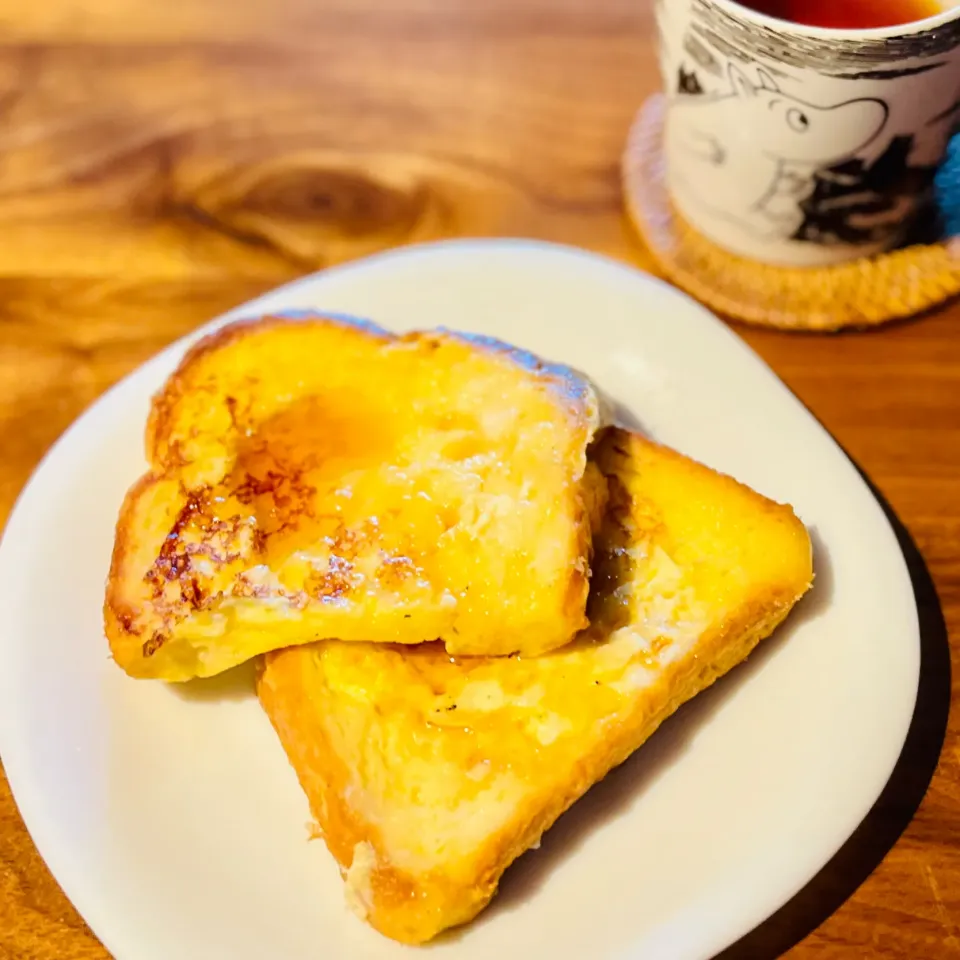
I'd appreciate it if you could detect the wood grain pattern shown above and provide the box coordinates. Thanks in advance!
[0,0,957,957]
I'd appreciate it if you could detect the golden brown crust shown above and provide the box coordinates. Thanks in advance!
[257,428,813,944]
[105,313,605,679]
[144,314,396,470]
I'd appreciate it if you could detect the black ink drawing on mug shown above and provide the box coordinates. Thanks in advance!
[667,63,888,239]
[795,134,938,246]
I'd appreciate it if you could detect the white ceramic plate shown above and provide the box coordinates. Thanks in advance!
[0,240,918,960]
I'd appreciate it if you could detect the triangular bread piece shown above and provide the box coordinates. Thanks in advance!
[105,315,605,680]
[257,427,813,944]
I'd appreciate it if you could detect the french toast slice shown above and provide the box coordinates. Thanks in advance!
[257,427,814,945]
[105,314,605,680]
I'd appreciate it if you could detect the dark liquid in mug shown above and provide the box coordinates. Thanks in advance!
[735,0,942,28]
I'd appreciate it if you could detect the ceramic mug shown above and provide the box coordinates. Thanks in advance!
[655,0,960,266]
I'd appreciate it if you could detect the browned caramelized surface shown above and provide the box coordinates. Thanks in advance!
[105,315,604,679]
[258,428,813,943]
[4,3,960,955]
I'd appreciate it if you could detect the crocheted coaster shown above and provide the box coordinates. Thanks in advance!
[622,95,960,332]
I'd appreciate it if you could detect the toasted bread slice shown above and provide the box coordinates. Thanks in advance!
[105,315,606,680]
[257,427,814,944]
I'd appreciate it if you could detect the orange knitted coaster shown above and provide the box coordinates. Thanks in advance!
[622,95,960,332]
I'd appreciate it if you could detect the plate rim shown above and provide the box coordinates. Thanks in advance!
[0,237,921,960]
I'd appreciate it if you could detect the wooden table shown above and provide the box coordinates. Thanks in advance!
[0,0,957,956]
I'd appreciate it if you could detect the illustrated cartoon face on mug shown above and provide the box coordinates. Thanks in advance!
[656,0,960,267]
[667,62,888,241]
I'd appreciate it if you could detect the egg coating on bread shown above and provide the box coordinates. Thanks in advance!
[105,314,606,679]
[257,428,813,944]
